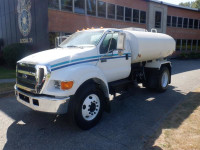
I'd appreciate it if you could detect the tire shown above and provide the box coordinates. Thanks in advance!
[156,66,170,92]
[143,66,170,92]
[72,84,104,130]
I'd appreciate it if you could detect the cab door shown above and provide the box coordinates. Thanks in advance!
[97,32,131,82]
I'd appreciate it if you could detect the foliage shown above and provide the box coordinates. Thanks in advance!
[0,39,5,65]
[179,0,200,9]
[0,66,16,79]
[3,43,33,68]
[179,52,200,59]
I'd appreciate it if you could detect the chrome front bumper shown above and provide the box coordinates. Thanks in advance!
[15,85,70,114]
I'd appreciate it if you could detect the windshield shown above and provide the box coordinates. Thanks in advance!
[59,30,104,48]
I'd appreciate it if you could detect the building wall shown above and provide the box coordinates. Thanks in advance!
[0,0,49,51]
[167,6,200,39]
[48,0,148,33]
[148,2,168,33]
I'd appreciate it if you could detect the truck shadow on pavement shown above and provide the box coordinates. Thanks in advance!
[1,85,200,150]
[1,59,200,150]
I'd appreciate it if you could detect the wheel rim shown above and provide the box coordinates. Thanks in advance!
[81,94,100,121]
[161,71,168,88]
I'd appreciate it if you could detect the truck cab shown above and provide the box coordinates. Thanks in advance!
[15,28,175,130]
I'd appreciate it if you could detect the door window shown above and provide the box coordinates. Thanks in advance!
[100,33,118,54]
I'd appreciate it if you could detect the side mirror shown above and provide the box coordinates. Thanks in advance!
[117,33,126,50]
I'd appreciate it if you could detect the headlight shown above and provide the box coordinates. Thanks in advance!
[54,80,74,90]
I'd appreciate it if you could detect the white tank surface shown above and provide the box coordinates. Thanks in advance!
[124,30,176,63]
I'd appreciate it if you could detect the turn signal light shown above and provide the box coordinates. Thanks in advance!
[61,81,74,90]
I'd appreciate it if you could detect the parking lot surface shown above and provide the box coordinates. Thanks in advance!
[0,59,200,150]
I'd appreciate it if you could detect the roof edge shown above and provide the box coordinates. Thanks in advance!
[146,0,200,12]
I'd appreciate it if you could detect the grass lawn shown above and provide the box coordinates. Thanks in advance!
[0,66,16,79]
[145,87,200,150]
[0,82,15,93]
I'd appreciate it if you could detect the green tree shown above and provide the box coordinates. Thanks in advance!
[179,0,200,9]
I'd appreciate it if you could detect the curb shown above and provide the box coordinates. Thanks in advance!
[0,90,15,98]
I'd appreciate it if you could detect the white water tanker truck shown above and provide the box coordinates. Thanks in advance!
[15,28,175,129]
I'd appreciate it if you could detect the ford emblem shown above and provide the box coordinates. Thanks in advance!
[22,74,28,79]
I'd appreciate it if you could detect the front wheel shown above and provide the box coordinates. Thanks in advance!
[73,84,104,130]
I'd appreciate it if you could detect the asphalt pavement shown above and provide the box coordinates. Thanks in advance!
[0,59,200,150]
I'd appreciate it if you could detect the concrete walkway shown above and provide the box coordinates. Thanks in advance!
[0,79,15,84]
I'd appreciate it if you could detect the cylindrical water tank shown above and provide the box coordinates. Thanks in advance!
[124,30,176,63]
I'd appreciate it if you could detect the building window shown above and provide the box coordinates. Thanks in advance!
[74,0,85,14]
[107,3,115,19]
[117,6,124,20]
[192,40,197,51]
[194,19,198,29]
[87,0,96,16]
[187,40,192,51]
[189,19,193,28]
[167,16,171,26]
[140,11,146,24]
[155,11,161,28]
[176,39,181,51]
[198,40,200,51]
[182,40,187,51]
[177,17,183,28]
[133,9,139,23]
[48,0,59,9]
[125,7,132,22]
[183,18,188,28]
[172,16,177,27]
[97,1,106,18]
[61,0,72,11]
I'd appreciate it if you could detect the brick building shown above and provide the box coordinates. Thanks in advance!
[0,0,200,54]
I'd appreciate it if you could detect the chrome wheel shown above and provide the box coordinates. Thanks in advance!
[161,71,168,88]
[82,94,100,121]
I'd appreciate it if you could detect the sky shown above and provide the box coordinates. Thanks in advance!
[160,0,195,5]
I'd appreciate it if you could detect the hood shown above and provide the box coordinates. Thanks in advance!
[18,47,97,66]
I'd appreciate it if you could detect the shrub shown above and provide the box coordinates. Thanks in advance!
[3,43,33,68]
[0,39,5,65]
[179,52,200,59]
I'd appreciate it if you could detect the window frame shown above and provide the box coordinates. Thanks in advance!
[167,16,171,27]
[86,0,97,16]
[140,10,146,24]
[107,3,116,19]
[125,7,132,22]
[132,9,139,23]
[97,0,106,18]
[155,11,162,28]
[117,5,124,21]
[176,39,181,51]
[74,0,85,14]
[172,16,177,27]
[177,17,183,28]
[194,19,198,29]
[99,32,119,54]
[189,19,194,29]
[61,0,73,12]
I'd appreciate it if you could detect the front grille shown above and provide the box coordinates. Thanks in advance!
[17,63,46,94]
[17,63,36,92]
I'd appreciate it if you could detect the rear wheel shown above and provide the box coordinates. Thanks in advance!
[157,66,170,92]
[72,84,104,130]
[143,66,170,92]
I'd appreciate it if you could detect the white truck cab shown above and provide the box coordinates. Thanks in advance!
[15,28,175,130]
